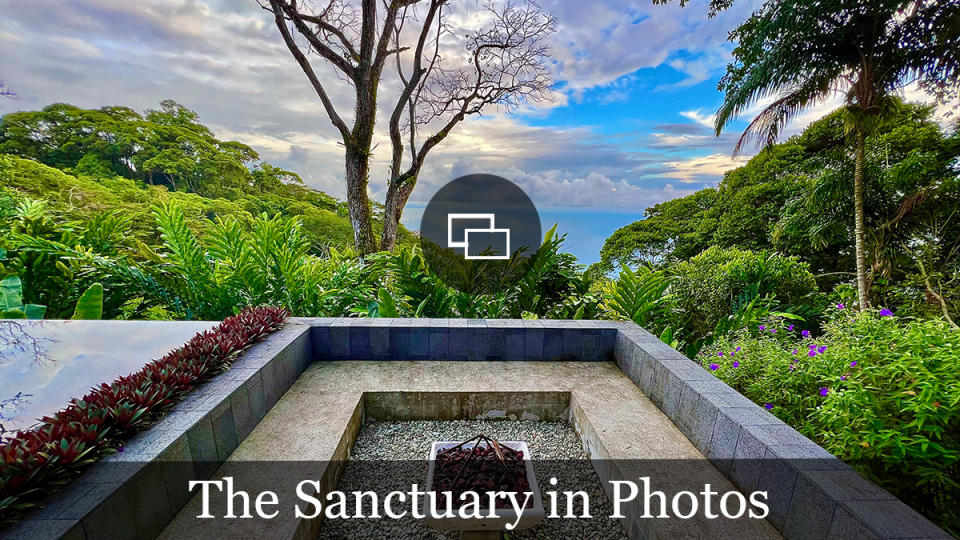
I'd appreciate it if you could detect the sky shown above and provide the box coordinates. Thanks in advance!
[0,0,950,263]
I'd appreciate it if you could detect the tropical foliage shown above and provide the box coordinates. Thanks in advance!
[713,0,960,311]
[702,309,960,533]
[0,102,415,251]
[599,105,960,320]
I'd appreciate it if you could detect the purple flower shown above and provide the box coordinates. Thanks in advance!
[879,308,893,317]
[818,346,827,354]
[840,375,846,381]
[735,346,741,352]
[850,361,857,367]
[758,325,765,331]
[709,363,719,371]
[117,445,125,453]
[764,403,774,410]
[801,330,810,338]
[733,361,740,368]
[837,303,845,310]
[792,349,798,355]
[789,365,795,371]
[808,349,817,357]
[770,328,777,334]
[787,324,794,331]
[819,387,830,397]
[793,357,799,363]
[718,351,724,357]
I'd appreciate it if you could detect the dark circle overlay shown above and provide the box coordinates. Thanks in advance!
[419,174,542,294]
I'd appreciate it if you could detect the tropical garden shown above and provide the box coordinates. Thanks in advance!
[0,0,959,533]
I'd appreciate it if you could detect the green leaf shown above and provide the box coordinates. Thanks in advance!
[659,326,675,346]
[1,308,27,319]
[0,275,24,311]
[376,288,398,318]
[72,283,104,320]
[365,300,379,318]
[23,304,46,319]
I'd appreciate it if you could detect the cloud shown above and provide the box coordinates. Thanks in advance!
[286,145,311,166]
[544,0,764,91]
[680,108,717,129]
[4,0,954,230]
[662,153,749,183]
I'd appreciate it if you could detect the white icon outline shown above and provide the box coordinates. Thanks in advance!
[447,213,511,260]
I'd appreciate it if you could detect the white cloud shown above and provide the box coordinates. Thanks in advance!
[544,0,764,91]
[662,153,748,183]
[680,108,717,129]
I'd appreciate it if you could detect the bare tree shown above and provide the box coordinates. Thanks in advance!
[260,0,555,253]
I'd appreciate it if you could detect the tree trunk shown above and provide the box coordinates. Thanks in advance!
[910,247,959,329]
[380,178,415,252]
[344,144,377,254]
[853,128,871,310]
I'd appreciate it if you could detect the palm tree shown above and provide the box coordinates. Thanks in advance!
[713,0,960,310]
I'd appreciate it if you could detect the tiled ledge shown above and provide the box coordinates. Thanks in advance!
[3,318,949,540]
[297,317,619,362]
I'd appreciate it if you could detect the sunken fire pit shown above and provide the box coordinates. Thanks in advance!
[425,435,545,533]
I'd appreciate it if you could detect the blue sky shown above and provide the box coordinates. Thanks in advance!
[0,0,876,263]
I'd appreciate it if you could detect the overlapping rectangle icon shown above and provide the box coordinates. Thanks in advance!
[447,213,511,260]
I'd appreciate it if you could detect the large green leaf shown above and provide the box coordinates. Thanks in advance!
[0,308,26,319]
[376,288,398,318]
[72,283,104,320]
[23,304,46,319]
[1,275,23,311]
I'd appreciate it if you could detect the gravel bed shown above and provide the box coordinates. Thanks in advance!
[318,420,627,539]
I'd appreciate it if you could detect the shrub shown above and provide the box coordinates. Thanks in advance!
[671,246,822,343]
[702,309,960,533]
[0,306,288,524]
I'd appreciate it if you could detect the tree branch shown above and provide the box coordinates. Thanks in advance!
[277,1,359,77]
[268,0,353,141]
[388,0,445,178]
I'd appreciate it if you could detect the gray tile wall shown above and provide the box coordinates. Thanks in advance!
[303,317,618,362]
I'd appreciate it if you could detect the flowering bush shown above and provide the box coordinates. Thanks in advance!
[0,306,288,524]
[701,309,960,533]
[671,246,824,343]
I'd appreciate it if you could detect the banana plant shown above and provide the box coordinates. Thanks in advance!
[0,275,103,320]
[71,283,104,320]
[0,275,45,319]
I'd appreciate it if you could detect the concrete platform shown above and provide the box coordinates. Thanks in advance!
[160,361,781,539]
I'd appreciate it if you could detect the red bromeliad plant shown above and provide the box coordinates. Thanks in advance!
[0,306,288,523]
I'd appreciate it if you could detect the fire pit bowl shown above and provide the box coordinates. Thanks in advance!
[424,439,546,532]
